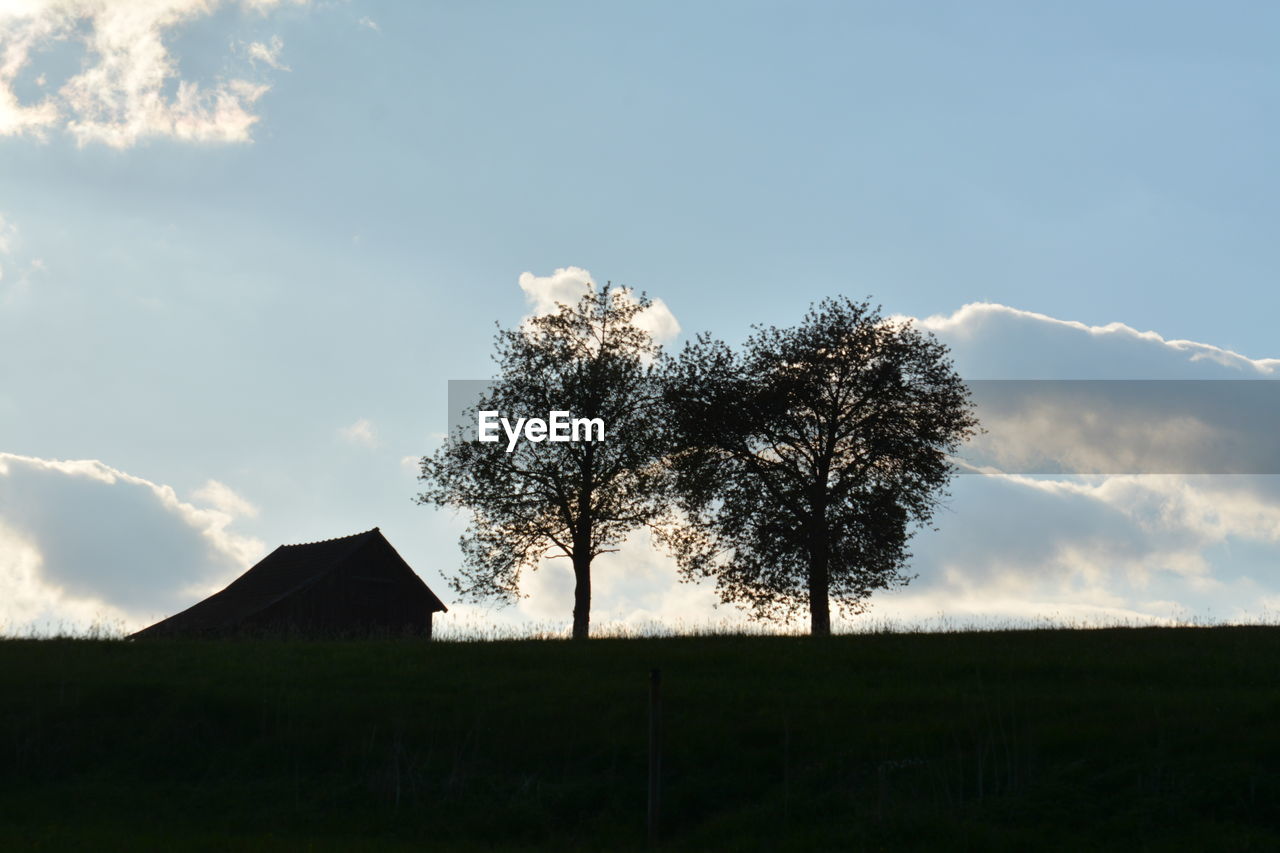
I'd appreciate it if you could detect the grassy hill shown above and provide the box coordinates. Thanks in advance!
[3,627,1280,850]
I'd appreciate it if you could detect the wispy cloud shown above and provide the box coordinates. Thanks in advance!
[244,35,289,71]
[0,213,15,257]
[0,213,15,289]
[339,417,379,448]
[0,211,42,306]
[0,0,308,148]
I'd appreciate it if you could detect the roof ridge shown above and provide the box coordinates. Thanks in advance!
[279,527,381,548]
[188,530,383,627]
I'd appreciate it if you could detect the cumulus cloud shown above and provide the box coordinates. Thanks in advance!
[568,304,1280,631]
[497,469,1280,635]
[891,303,1280,476]
[866,470,1280,628]
[0,0,307,148]
[960,381,1280,475]
[517,266,681,344]
[836,302,1280,626]
[0,453,264,633]
[11,300,1280,635]
[339,417,378,448]
[426,301,1280,633]
[907,302,1280,379]
[582,473,1280,630]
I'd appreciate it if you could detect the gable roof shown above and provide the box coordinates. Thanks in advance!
[132,528,446,638]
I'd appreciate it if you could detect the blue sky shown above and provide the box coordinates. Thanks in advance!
[2,1,1279,634]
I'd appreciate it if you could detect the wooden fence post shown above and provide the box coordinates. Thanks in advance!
[648,667,662,847]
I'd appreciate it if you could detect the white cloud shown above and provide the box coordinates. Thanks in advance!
[0,214,11,286]
[587,305,1280,631]
[0,213,15,256]
[959,384,1280,477]
[898,301,1280,477]
[357,16,379,33]
[0,0,308,148]
[905,302,1280,378]
[239,0,303,11]
[850,303,1280,626]
[517,266,595,316]
[339,417,378,448]
[423,301,1280,634]
[433,527,740,639]
[191,478,259,519]
[863,470,1280,629]
[0,453,265,633]
[571,473,1280,632]
[517,266,681,345]
[0,211,41,307]
[244,34,289,71]
[0,517,130,634]
[10,297,1280,635]
[622,288,681,345]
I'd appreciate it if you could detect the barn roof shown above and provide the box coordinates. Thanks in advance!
[131,527,446,638]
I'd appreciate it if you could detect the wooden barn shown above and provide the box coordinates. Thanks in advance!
[131,528,447,639]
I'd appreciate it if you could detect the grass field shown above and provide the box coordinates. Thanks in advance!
[3,627,1280,850]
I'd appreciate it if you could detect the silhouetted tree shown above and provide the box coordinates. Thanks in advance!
[659,297,978,636]
[417,283,670,640]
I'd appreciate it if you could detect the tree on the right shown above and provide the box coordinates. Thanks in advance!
[660,297,980,636]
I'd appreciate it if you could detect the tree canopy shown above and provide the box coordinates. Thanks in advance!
[659,297,979,635]
[417,283,671,640]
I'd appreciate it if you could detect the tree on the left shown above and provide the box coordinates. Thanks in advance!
[416,283,671,640]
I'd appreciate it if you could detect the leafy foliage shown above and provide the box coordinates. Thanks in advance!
[660,296,979,632]
[417,284,671,638]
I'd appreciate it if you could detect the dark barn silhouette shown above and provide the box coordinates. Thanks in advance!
[132,528,447,639]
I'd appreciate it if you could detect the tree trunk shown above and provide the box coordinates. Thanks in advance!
[809,564,831,636]
[572,446,595,641]
[571,551,592,640]
[808,527,831,637]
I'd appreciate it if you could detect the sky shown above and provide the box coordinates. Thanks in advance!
[2,1,1279,635]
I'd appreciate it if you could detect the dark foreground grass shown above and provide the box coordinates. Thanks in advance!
[3,627,1280,851]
